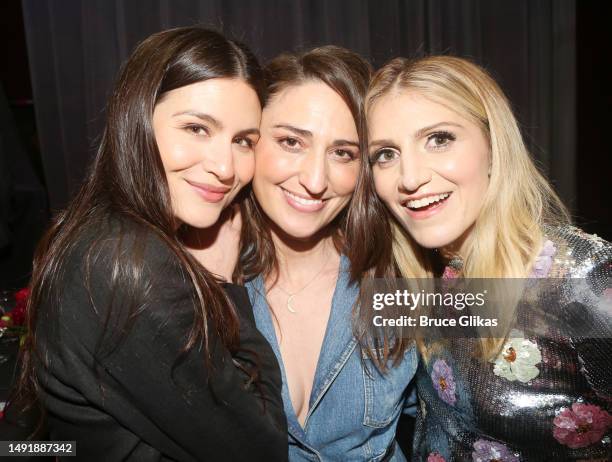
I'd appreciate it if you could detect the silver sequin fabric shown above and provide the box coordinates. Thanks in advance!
[412,226,612,461]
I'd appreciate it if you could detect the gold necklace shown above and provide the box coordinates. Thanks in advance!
[271,252,331,313]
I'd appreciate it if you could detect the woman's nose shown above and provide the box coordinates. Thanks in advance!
[298,149,327,195]
[399,151,431,192]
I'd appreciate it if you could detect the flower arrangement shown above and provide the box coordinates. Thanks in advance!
[0,287,28,341]
[0,288,28,421]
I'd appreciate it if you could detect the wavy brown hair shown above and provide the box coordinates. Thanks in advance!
[235,46,372,285]
[12,26,266,425]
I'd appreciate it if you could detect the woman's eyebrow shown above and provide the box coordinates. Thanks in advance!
[331,139,359,147]
[369,139,397,149]
[236,128,261,137]
[273,124,312,139]
[414,121,463,138]
[369,122,464,148]
[172,111,223,130]
[275,124,357,147]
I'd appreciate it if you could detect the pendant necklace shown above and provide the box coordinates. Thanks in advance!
[271,252,331,314]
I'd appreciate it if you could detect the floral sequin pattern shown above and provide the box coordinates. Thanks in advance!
[427,452,446,462]
[492,330,541,383]
[442,256,463,280]
[552,403,612,449]
[530,239,556,278]
[472,439,519,462]
[431,359,457,406]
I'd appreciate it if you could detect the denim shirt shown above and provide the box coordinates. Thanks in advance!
[246,256,418,462]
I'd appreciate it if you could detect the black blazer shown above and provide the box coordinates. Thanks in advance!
[34,219,287,461]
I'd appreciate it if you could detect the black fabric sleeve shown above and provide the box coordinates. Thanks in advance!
[35,228,287,461]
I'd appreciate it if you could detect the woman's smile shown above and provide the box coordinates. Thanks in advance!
[281,187,327,212]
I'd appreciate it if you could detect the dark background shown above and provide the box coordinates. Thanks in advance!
[0,0,609,451]
[1,0,610,291]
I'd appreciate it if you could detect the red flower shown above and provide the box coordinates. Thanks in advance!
[14,287,29,304]
[10,287,29,326]
[553,403,612,449]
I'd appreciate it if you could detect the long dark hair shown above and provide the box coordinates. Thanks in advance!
[235,45,372,284]
[13,27,266,419]
[345,128,415,371]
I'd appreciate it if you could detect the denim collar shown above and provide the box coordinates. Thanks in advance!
[249,255,359,441]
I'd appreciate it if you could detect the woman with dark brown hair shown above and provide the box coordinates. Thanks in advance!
[234,46,418,461]
[12,27,287,461]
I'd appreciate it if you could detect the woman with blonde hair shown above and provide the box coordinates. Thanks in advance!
[353,55,611,460]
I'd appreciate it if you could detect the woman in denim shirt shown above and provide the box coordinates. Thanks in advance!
[235,46,418,461]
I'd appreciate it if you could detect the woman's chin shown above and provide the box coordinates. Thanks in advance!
[406,228,462,252]
[272,221,330,244]
[180,214,222,230]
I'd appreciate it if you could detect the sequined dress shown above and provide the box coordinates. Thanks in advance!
[413,226,612,461]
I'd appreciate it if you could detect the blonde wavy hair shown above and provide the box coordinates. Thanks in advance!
[365,56,570,358]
